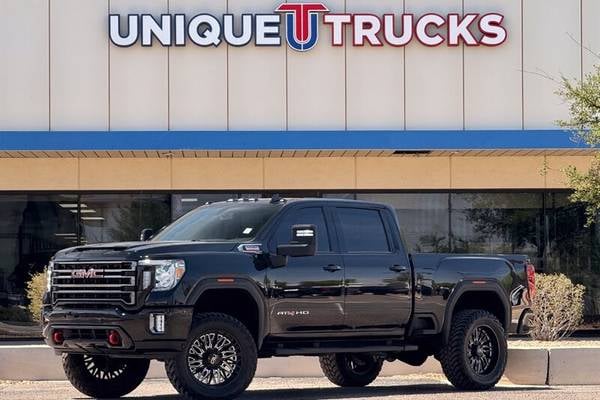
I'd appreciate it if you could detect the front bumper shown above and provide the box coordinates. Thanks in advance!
[42,306,193,360]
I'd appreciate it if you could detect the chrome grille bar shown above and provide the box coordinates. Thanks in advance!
[51,261,137,306]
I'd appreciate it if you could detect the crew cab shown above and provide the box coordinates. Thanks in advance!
[42,197,535,399]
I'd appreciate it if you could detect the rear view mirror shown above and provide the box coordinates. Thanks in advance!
[277,224,317,257]
[140,228,154,241]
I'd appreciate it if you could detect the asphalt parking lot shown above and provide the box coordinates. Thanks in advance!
[1,375,599,400]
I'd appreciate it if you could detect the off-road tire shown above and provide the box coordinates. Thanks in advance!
[438,309,507,391]
[319,353,383,387]
[62,354,149,398]
[165,312,257,400]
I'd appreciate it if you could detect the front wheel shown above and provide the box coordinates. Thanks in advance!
[62,354,149,398]
[165,312,257,400]
[438,309,507,390]
[319,353,383,387]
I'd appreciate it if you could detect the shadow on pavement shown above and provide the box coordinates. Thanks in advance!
[82,383,552,400]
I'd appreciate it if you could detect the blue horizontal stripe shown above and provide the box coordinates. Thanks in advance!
[0,130,590,151]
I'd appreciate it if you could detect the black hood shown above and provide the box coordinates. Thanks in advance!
[53,241,240,261]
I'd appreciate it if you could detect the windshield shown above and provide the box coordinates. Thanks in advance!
[152,202,283,242]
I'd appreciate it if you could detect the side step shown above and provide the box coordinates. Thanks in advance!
[262,338,419,356]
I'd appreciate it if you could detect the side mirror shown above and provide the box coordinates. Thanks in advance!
[277,224,317,257]
[140,228,154,241]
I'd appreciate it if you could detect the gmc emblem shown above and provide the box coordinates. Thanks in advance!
[71,269,99,279]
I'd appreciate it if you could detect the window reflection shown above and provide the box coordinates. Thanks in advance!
[0,190,598,338]
[356,193,450,253]
[172,194,237,220]
[545,193,600,317]
[450,193,543,264]
[0,194,78,338]
[79,194,171,244]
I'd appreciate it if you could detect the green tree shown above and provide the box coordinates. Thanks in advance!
[557,68,600,226]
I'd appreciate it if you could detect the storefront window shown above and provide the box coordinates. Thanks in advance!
[172,194,237,220]
[79,194,171,244]
[0,194,79,338]
[356,193,451,253]
[0,190,598,339]
[545,193,600,318]
[323,193,357,200]
[450,193,543,265]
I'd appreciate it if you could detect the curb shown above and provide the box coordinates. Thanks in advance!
[0,344,441,381]
[2,344,600,384]
[548,348,600,385]
[503,348,548,385]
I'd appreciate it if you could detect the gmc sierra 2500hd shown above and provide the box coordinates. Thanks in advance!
[42,197,535,400]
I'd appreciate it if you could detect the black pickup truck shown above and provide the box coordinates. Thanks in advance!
[43,198,535,400]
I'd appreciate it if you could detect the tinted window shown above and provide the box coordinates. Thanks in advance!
[337,208,390,252]
[153,202,282,242]
[272,207,331,252]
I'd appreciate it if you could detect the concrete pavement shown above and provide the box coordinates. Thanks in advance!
[2,375,599,400]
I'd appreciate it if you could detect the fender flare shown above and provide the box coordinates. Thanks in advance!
[441,281,511,344]
[185,277,269,349]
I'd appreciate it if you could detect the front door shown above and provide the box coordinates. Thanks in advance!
[266,206,346,334]
[334,206,412,331]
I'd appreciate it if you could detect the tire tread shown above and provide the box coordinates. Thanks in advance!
[438,309,506,391]
[319,354,383,387]
[62,354,149,399]
[165,312,257,400]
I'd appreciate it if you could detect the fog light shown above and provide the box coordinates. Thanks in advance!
[107,330,122,346]
[52,330,64,345]
[150,313,165,334]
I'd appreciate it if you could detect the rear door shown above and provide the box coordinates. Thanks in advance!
[335,206,412,332]
[266,206,346,334]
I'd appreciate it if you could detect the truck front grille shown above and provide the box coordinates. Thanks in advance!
[51,261,137,306]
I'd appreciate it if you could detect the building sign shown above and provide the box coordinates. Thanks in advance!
[109,2,507,52]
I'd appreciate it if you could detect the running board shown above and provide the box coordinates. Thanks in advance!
[262,338,419,356]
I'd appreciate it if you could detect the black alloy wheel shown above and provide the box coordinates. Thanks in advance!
[187,332,241,386]
[83,355,128,380]
[165,313,257,400]
[438,309,507,390]
[343,354,381,376]
[319,353,384,387]
[62,354,149,398]
[466,326,498,376]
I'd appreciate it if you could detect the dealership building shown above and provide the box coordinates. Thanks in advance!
[0,0,599,337]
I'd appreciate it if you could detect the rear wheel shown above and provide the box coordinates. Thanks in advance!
[62,354,149,398]
[438,309,507,390]
[319,353,383,387]
[165,312,257,400]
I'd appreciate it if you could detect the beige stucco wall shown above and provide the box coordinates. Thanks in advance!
[0,155,592,191]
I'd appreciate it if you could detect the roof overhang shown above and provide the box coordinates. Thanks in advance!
[0,130,595,158]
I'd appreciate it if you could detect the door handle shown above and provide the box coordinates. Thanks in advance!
[323,264,343,272]
[390,265,408,273]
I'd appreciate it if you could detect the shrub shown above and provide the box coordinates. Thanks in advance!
[26,270,47,323]
[529,273,585,341]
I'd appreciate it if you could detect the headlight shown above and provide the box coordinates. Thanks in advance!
[139,259,186,292]
[46,261,54,292]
